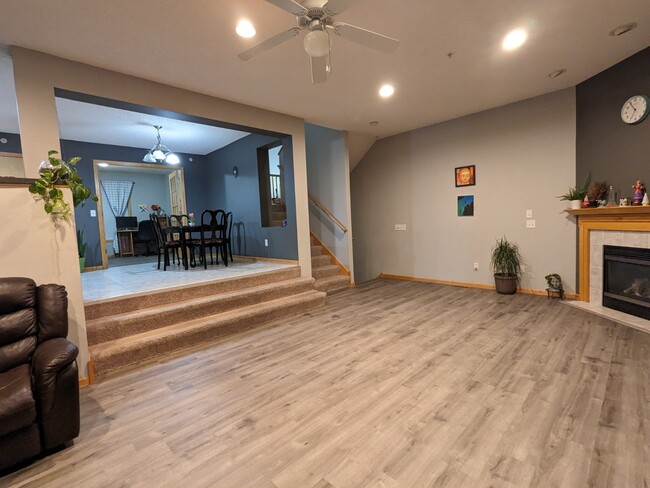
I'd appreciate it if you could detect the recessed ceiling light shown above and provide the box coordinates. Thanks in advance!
[97,163,109,167]
[502,29,527,51]
[609,23,637,37]
[548,69,567,78]
[236,20,256,38]
[379,84,394,98]
[369,121,379,126]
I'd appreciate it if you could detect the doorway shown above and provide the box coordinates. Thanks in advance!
[93,160,187,269]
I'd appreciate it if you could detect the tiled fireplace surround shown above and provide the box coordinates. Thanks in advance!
[568,206,650,333]
[589,230,650,305]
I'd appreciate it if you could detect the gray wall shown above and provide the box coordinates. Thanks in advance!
[577,47,650,197]
[61,139,207,267]
[352,88,577,292]
[305,123,351,267]
[204,133,298,260]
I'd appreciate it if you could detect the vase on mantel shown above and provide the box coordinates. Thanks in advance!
[570,200,581,210]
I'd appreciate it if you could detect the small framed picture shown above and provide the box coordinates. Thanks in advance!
[455,165,476,187]
[458,195,474,216]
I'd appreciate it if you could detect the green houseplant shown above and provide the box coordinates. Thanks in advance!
[77,228,87,271]
[559,174,591,209]
[28,150,97,220]
[490,237,523,295]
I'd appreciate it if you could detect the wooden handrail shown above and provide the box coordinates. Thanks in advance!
[308,193,348,233]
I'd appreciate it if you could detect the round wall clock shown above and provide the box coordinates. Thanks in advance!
[621,95,650,125]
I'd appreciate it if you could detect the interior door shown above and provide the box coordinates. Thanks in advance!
[168,170,185,215]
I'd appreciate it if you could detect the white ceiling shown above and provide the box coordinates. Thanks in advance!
[0,0,649,140]
[55,99,250,155]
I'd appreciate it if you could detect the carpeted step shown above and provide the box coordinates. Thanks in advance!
[84,266,301,320]
[90,290,326,376]
[311,245,323,256]
[312,264,341,280]
[314,275,350,294]
[87,277,316,346]
[311,254,331,268]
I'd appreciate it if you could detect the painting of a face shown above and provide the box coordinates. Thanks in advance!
[455,165,475,187]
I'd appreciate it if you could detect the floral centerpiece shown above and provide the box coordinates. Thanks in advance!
[151,204,163,215]
[189,212,195,225]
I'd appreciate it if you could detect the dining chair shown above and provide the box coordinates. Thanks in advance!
[150,214,182,270]
[170,214,200,267]
[224,211,233,263]
[198,209,228,268]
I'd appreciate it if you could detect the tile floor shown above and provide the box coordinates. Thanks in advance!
[81,259,296,302]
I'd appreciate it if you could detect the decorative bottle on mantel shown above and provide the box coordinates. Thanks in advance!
[606,186,617,207]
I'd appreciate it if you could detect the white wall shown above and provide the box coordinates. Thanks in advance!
[352,88,577,293]
[305,123,354,278]
[0,186,89,378]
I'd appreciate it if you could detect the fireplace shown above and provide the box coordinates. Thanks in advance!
[603,245,650,320]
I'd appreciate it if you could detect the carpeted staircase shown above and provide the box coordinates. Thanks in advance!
[85,266,325,378]
[311,234,350,293]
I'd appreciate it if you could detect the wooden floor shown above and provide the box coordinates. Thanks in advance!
[4,279,649,487]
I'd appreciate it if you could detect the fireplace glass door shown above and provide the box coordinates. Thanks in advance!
[603,245,650,320]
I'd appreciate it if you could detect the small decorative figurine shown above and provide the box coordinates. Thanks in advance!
[581,195,590,208]
[545,273,564,300]
[632,180,645,206]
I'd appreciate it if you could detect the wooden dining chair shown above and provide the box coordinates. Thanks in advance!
[170,214,200,267]
[198,210,228,268]
[150,214,182,270]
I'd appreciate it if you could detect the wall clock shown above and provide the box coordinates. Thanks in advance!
[621,95,650,125]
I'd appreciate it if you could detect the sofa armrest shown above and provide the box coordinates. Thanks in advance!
[32,338,80,449]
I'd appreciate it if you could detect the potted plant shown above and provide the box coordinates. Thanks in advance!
[559,174,591,209]
[588,181,608,207]
[491,237,522,295]
[28,150,97,220]
[77,228,87,271]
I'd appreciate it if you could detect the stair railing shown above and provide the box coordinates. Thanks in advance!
[308,193,348,233]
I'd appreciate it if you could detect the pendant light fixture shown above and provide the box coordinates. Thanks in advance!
[143,125,180,164]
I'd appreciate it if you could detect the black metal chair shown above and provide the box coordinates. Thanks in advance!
[150,214,182,271]
[224,211,233,263]
[170,214,200,268]
[198,210,228,268]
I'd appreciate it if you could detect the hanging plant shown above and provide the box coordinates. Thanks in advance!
[28,150,98,220]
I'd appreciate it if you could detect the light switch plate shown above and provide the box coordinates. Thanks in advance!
[395,224,407,231]
[526,209,532,218]
[90,210,97,217]
[526,219,536,228]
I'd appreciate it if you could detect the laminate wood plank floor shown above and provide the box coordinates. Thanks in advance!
[3,279,649,488]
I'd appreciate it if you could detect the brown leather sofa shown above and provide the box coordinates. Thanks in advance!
[0,277,80,471]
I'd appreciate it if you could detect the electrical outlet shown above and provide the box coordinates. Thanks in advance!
[90,210,96,217]
[526,209,533,218]
[394,224,407,231]
[526,219,536,228]
[473,262,479,270]
[264,239,269,247]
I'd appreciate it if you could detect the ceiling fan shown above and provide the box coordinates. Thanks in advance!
[238,0,399,84]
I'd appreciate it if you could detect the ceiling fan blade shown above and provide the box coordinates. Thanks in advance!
[332,22,399,54]
[264,0,309,16]
[310,55,329,84]
[323,0,359,15]
[238,28,301,61]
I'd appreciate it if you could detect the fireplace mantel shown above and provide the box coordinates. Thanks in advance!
[565,206,650,301]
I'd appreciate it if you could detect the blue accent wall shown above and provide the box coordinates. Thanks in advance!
[204,133,298,260]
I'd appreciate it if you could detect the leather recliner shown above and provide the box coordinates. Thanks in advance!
[0,277,80,471]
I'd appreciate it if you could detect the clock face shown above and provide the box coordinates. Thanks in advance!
[621,95,650,125]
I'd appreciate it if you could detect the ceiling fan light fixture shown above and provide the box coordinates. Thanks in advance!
[304,29,330,57]
[165,153,180,165]
[236,19,256,38]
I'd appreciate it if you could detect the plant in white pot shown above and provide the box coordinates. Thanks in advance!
[559,174,591,209]
[491,237,522,295]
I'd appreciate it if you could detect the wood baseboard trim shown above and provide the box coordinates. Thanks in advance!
[310,233,350,277]
[87,360,96,385]
[379,273,577,299]
[79,377,89,388]
[234,255,299,265]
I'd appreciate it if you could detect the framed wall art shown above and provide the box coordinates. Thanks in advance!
[455,165,475,187]
[457,195,474,216]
